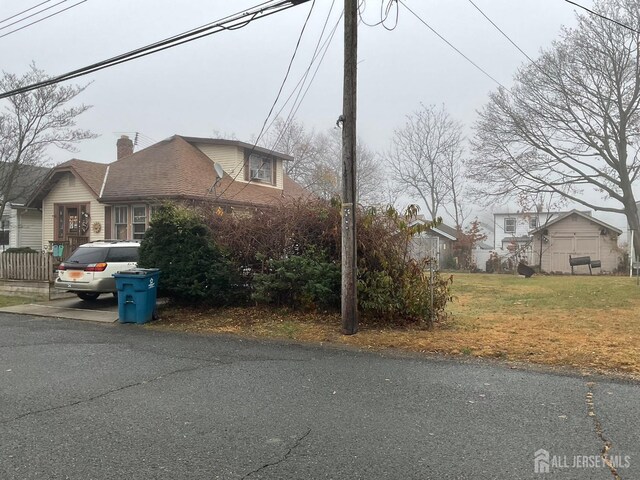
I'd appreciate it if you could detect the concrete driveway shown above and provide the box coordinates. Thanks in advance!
[0,294,118,323]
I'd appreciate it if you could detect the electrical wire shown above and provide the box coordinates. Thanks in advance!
[358,0,397,29]
[0,0,311,100]
[398,0,508,90]
[213,0,317,201]
[0,0,54,25]
[564,0,640,35]
[466,0,535,64]
[264,0,337,138]
[222,3,344,199]
[0,1,86,39]
[0,0,70,31]
[226,4,341,202]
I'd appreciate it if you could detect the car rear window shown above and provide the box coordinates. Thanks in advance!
[106,247,139,262]
[66,247,108,264]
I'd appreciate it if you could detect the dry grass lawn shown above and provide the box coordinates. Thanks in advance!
[150,273,640,377]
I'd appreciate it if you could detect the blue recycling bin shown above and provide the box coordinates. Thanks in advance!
[113,268,160,324]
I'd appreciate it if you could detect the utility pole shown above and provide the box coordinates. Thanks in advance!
[342,0,358,335]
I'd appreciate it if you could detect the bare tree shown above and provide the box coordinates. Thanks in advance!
[0,64,95,218]
[388,103,465,220]
[442,149,470,229]
[260,117,319,185]
[261,117,385,205]
[469,0,640,255]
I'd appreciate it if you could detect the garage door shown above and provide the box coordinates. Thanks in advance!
[550,237,573,272]
[550,236,599,272]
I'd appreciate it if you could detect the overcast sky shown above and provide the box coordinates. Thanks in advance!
[7,0,627,230]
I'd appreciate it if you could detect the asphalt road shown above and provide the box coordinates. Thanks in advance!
[1,314,639,479]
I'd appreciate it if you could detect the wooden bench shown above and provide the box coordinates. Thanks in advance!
[569,255,601,275]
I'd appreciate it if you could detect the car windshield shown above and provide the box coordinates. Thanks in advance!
[66,247,108,264]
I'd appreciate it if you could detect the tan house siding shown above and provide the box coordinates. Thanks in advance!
[532,213,620,273]
[42,172,105,249]
[194,143,242,177]
[195,143,284,190]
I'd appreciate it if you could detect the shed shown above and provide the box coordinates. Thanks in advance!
[530,210,621,274]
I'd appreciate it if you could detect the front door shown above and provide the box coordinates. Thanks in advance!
[54,203,90,257]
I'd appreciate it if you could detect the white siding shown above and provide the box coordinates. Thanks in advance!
[15,209,42,250]
[7,209,17,248]
[42,172,105,250]
[195,143,284,190]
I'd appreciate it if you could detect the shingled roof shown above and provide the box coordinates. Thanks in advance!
[28,135,309,209]
[27,159,108,207]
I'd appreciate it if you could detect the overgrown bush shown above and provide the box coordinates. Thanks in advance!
[206,199,453,326]
[252,249,340,310]
[138,204,234,304]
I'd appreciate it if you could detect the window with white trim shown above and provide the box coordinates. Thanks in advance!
[114,206,128,240]
[504,217,516,234]
[132,205,147,240]
[248,154,273,183]
[529,217,538,229]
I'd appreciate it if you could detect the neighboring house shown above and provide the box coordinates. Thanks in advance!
[530,210,621,274]
[471,241,493,272]
[26,135,308,256]
[0,164,49,251]
[493,210,590,264]
[408,217,457,266]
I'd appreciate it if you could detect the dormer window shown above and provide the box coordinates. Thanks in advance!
[247,153,275,184]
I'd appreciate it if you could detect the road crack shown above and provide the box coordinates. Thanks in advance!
[242,428,311,479]
[586,382,621,479]
[0,365,204,425]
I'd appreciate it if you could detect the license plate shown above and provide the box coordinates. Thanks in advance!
[68,271,84,279]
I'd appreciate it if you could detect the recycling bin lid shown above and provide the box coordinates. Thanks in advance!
[113,268,160,276]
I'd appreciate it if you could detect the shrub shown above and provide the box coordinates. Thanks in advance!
[4,247,38,253]
[138,204,234,304]
[206,199,453,326]
[252,249,340,310]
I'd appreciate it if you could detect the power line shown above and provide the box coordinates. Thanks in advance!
[264,1,339,143]
[466,0,535,64]
[224,7,341,203]
[228,3,341,202]
[564,0,640,35]
[0,0,54,25]
[0,0,311,100]
[214,0,317,201]
[398,0,507,90]
[358,0,398,30]
[0,1,86,39]
[0,0,70,31]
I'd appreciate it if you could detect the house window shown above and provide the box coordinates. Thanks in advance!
[529,217,538,229]
[0,219,9,246]
[132,205,147,240]
[248,154,273,183]
[504,217,516,233]
[114,206,128,240]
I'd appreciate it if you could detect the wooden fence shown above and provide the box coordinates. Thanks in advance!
[0,253,54,282]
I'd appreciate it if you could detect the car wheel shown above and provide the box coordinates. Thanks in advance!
[77,292,100,301]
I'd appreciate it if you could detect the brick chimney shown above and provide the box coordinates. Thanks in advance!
[117,135,134,159]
